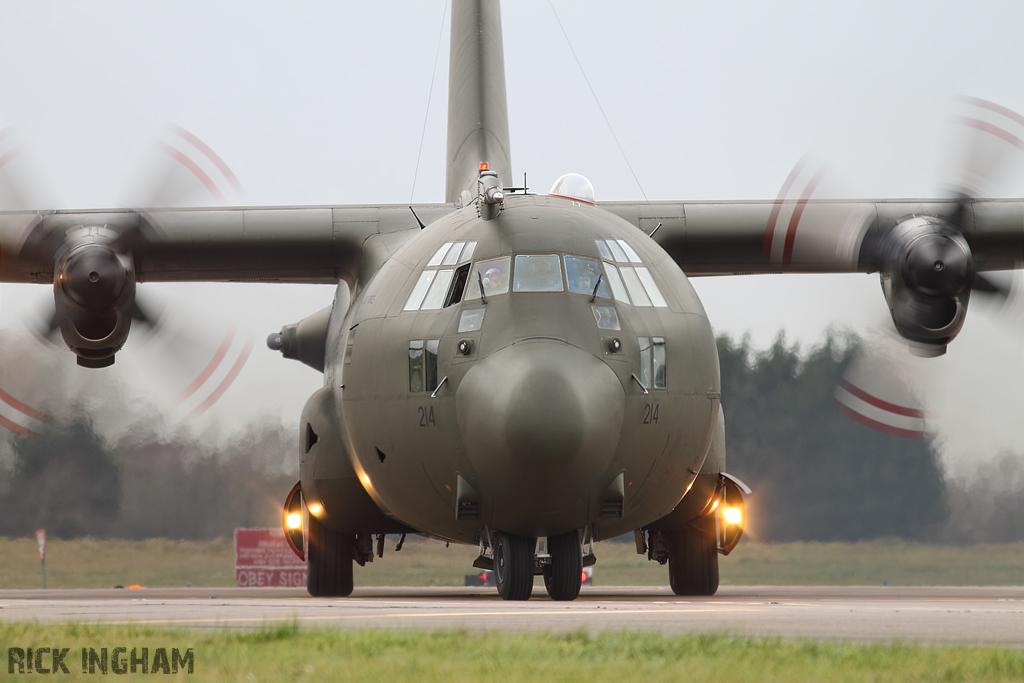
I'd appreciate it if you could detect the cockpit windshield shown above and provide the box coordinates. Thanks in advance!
[464,256,511,300]
[513,255,563,292]
[564,256,610,298]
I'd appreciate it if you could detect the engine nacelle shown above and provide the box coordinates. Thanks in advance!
[880,216,973,356]
[53,234,137,368]
[267,305,332,372]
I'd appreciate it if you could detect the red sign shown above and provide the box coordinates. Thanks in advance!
[234,529,306,588]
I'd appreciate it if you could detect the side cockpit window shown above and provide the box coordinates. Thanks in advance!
[409,339,440,392]
[405,242,478,311]
[444,263,472,307]
[637,336,667,389]
[595,239,668,308]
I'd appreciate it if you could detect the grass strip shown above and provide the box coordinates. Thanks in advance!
[2,537,1024,589]
[2,622,1023,682]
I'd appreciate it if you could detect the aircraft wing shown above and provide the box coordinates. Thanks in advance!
[601,199,1024,275]
[0,203,454,286]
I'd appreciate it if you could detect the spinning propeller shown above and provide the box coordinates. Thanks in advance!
[829,96,1024,437]
[0,124,252,437]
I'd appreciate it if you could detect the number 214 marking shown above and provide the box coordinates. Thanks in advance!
[643,403,659,425]
[418,406,436,427]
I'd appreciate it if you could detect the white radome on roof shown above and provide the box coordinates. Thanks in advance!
[549,173,595,204]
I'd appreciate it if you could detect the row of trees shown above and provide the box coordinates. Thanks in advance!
[0,417,295,539]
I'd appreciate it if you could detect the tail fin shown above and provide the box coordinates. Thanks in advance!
[445,0,513,203]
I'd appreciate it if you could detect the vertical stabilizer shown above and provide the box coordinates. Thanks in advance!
[446,0,512,203]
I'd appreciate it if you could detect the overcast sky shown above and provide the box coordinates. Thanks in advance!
[0,1,1022,471]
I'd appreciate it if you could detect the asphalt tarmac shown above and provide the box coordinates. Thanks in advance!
[2,586,1023,645]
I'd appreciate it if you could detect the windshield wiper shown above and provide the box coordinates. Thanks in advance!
[589,273,605,302]
[477,270,488,304]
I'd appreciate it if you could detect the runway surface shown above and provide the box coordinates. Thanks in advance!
[2,586,1024,645]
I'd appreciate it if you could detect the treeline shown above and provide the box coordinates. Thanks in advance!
[0,417,296,539]
[719,331,1024,544]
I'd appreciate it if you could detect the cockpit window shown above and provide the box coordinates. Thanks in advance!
[592,305,620,330]
[428,241,477,267]
[513,254,563,292]
[464,256,511,300]
[420,269,455,310]
[638,336,668,389]
[602,264,630,304]
[444,263,471,307]
[634,267,668,307]
[427,243,453,267]
[616,240,642,263]
[620,266,653,306]
[565,256,611,298]
[458,308,485,332]
[604,240,629,263]
[409,339,440,392]
[403,271,437,311]
[639,337,652,388]
[595,238,642,264]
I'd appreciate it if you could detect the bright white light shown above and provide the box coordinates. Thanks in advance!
[724,507,742,525]
[286,512,302,529]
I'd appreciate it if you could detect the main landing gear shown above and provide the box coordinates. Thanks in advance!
[306,514,355,597]
[639,472,750,597]
[490,529,587,601]
[667,514,719,596]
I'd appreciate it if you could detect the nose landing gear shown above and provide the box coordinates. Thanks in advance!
[543,530,583,601]
[493,532,534,600]
[488,529,588,601]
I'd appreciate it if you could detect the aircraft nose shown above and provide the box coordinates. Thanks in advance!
[456,341,625,511]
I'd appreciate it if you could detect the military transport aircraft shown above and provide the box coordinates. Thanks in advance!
[1,0,1023,601]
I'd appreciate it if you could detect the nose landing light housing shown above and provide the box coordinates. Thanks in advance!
[698,473,751,556]
[282,480,305,560]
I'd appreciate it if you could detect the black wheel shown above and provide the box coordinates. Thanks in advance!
[668,515,719,596]
[494,532,534,600]
[543,530,582,601]
[306,514,354,597]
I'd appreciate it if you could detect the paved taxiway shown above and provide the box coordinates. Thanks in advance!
[2,586,1023,645]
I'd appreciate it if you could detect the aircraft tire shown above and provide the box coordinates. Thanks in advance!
[306,514,354,597]
[494,531,534,601]
[543,530,582,601]
[667,516,719,596]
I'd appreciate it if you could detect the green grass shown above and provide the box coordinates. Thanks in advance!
[2,536,1023,589]
[1,622,1023,682]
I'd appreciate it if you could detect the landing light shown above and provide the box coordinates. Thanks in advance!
[724,507,742,525]
[286,512,302,529]
[308,503,323,516]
